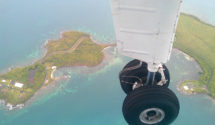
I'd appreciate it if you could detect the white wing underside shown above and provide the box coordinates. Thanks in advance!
[110,0,182,64]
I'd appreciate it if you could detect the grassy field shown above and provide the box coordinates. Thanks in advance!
[174,14,215,97]
[0,31,105,105]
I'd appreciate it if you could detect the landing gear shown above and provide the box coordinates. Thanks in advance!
[119,60,179,125]
[123,87,179,125]
[119,60,170,94]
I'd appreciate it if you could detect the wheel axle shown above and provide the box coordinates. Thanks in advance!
[119,60,180,125]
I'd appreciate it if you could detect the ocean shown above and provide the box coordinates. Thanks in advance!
[0,0,215,125]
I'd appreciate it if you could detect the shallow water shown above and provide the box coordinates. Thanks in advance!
[0,0,215,125]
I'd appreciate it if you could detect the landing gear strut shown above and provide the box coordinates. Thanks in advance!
[119,60,179,125]
[119,59,170,94]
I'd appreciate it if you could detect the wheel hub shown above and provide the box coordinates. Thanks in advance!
[139,108,165,124]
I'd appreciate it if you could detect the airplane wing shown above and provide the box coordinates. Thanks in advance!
[110,0,182,65]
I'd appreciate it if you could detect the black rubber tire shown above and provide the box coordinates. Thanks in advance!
[119,60,170,94]
[123,87,180,125]
[119,59,147,94]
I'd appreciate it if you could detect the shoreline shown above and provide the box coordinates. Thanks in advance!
[171,48,215,103]
[181,13,215,28]
[0,31,115,111]
[1,13,214,110]
[22,45,116,110]
[174,49,210,96]
[174,13,215,100]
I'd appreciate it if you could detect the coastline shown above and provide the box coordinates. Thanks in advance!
[0,31,115,110]
[174,14,215,99]
[174,46,211,98]
[1,13,215,110]
[23,45,117,110]
[181,13,215,28]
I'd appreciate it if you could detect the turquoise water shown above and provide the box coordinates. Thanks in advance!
[0,0,215,125]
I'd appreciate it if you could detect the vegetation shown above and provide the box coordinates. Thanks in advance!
[179,81,208,95]
[0,31,105,105]
[45,31,87,55]
[3,14,214,105]
[0,64,46,105]
[174,14,215,98]
[43,36,104,67]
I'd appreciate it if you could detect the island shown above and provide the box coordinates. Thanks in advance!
[0,14,215,109]
[0,31,111,108]
[174,14,215,98]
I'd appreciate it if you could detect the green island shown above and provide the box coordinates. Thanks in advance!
[174,14,215,98]
[0,31,109,106]
[0,14,214,107]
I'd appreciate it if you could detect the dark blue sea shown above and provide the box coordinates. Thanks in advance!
[0,0,215,125]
